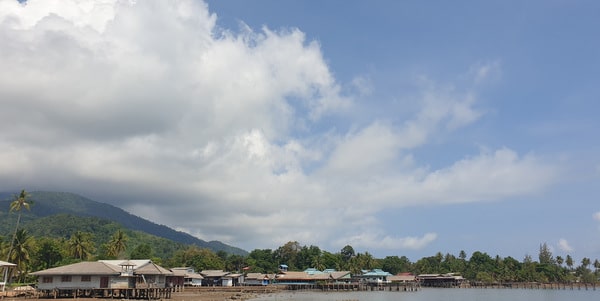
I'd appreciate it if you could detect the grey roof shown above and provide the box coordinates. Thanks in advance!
[30,261,121,276]
[170,269,187,277]
[200,270,229,277]
[99,259,150,269]
[133,262,173,275]
[329,271,351,279]
[244,273,265,280]
[31,260,172,277]
[169,268,203,279]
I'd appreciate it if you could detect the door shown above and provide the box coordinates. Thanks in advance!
[100,277,109,288]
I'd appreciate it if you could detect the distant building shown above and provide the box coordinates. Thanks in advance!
[199,270,230,286]
[388,272,417,283]
[274,268,352,285]
[418,273,464,287]
[353,269,393,284]
[243,273,273,286]
[169,267,203,287]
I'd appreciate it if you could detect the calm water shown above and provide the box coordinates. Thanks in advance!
[251,288,598,301]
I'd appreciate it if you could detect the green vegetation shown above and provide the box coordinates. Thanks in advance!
[1,190,598,286]
[0,191,246,256]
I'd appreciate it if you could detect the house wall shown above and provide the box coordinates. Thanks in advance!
[37,275,108,290]
[221,278,233,287]
[244,279,263,286]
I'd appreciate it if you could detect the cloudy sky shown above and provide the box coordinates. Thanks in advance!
[1,0,599,262]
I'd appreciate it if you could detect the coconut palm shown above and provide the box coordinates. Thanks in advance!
[107,230,128,258]
[68,231,95,260]
[8,229,34,283]
[6,190,32,261]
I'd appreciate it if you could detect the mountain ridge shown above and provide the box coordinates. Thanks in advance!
[0,191,247,256]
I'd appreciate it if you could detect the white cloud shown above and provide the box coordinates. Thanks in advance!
[593,212,600,222]
[470,60,501,84]
[558,239,574,253]
[0,0,560,254]
[336,232,438,251]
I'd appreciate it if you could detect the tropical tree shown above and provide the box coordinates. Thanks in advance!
[556,256,564,267]
[538,242,554,265]
[340,245,355,263]
[244,249,277,273]
[34,237,64,269]
[225,254,246,272]
[566,255,574,270]
[68,231,95,260]
[320,251,342,271]
[130,243,153,260]
[381,255,411,275]
[7,190,32,260]
[581,257,591,270]
[311,253,326,271]
[459,250,467,261]
[170,246,224,271]
[106,230,128,258]
[7,229,35,283]
[347,253,363,274]
[274,241,301,270]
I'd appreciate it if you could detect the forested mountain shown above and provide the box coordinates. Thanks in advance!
[0,191,247,256]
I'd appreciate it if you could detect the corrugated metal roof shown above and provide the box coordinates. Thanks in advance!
[31,260,173,276]
[361,269,392,276]
[30,261,121,276]
[134,262,172,275]
[200,270,229,277]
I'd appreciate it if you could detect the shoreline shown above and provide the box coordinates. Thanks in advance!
[2,283,598,301]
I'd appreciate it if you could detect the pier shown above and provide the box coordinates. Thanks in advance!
[279,282,420,292]
[35,287,173,299]
[466,282,597,290]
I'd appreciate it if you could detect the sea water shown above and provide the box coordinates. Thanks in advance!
[250,288,598,301]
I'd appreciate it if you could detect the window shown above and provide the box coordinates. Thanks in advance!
[81,275,91,282]
[42,277,53,283]
[61,275,72,282]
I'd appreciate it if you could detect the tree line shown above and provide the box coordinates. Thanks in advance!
[2,190,599,285]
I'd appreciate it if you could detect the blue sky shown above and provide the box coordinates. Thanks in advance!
[1,0,599,263]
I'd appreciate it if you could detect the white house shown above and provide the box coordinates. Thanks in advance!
[31,260,172,290]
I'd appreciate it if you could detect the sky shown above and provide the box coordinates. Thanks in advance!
[1,0,600,263]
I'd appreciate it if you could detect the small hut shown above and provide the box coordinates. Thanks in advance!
[0,261,17,292]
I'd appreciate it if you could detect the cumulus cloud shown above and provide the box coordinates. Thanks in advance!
[558,239,574,253]
[594,212,600,221]
[0,0,559,253]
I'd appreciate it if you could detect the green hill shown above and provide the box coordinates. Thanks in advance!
[0,191,247,256]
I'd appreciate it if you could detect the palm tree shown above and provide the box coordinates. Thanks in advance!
[7,190,32,261]
[556,256,564,267]
[581,257,591,270]
[68,231,95,260]
[8,229,34,283]
[311,254,325,271]
[107,230,128,258]
[566,255,574,270]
